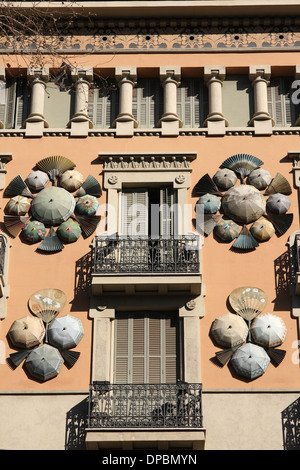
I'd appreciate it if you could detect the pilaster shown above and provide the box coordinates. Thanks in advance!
[249,65,274,135]
[25,66,49,136]
[203,66,228,135]
[68,66,93,136]
[113,66,138,136]
[158,66,182,136]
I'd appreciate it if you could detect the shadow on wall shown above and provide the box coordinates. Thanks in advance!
[65,396,89,450]
[273,249,292,311]
[282,396,300,450]
[70,251,92,312]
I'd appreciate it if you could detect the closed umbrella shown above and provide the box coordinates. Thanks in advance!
[8,315,45,349]
[22,220,46,243]
[60,170,84,192]
[47,315,84,350]
[213,168,237,191]
[6,195,31,216]
[230,343,270,380]
[25,344,64,381]
[26,170,49,191]
[221,185,266,224]
[211,312,248,348]
[266,193,291,215]
[197,193,221,214]
[214,219,239,242]
[251,313,287,348]
[57,220,82,243]
[31,186,76,225]
[250,219,275,242]
[247,168,272,190]
[76,195,99,216]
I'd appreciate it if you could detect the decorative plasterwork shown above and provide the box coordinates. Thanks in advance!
[99,152,195,171]
[2,17,300,52]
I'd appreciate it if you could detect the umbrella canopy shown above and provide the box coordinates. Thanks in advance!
[251,313,287,348]
[213,168,237,191]
[8,315,45,349]
[60,170,84,192]
[6,195,31,216]
[197,193,221,214]
[22,220,46,243]
[221,185,266,224]
[250,219,275,242]
[230,343,270,380]
[76,195,99,216]
[26,170,49,191]
[214,219,239,242]
[47,315,84,349]
[247,168,272,190]
[211,312,248,348]
[31,186,76,225]
[25,344,64,381]
[266,193,291,215]
[57,220,82,243]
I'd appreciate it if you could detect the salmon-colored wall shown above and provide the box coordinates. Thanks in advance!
[0,134,299,392]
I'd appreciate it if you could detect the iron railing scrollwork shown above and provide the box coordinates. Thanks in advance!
[0,234,7,276]
[92,235,200,274]
[87,382,203,429]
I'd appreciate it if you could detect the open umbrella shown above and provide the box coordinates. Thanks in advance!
[266,193,291,215]
[31,186,76,225]
[214,219,239,242]
[6,195,31,216]
[47,315,84,350]
[26,170,49,191]
[25,343,64,381]
[230,343,270,380]
[57,220,82,243]
[76,195,99,216]
[213,168,237,191]
[211,312,248,348]
[251,313,287,348]
[197,193,221,214]
[221,185,266,224]
[60,170,84,192]
[8,315,45,349]
[247,168,272,190]
[22,220,46,243]
[250,219,275,242]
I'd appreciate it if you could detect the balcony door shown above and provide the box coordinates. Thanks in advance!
[113,312,181,384]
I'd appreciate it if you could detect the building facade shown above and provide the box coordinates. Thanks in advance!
[0,0,300,450]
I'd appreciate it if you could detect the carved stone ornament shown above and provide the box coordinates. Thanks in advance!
[175,174,185,184]
[108,175,118,185]
[186,300,196,310]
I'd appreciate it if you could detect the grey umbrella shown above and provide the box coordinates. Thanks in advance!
[31,186,76,225]
[221,185,266,224]
[230,342,270,380]
[250,313,287,348]
[266,193,291,215]
[25,344,64,381]
[47,315,84,350]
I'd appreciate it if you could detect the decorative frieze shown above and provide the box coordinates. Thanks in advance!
[99,153,195,171]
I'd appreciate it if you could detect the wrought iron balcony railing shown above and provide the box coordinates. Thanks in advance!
[92,235,200,274]
[87,382,203,429]
[0,234,7,276]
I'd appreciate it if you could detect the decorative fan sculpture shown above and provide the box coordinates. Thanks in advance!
[8,289,84,381]
[211,287,287,379]
[3,156,102,251]
[194,153,293,251]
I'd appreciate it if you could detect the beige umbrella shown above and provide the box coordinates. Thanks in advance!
[250,219,275,242]
[6,196,31,216]
[8,315,45,349]
[251,313,287,348]
[60,170,84,192]
[221,185,266,224]
[213,168,237,191]
[211,312,249,348]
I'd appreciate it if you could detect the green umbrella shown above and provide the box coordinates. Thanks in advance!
[214,219,240,242]
[197,193,221,214]
[57,219,82,243]
[22,220,46,243]
[31,186,76,225]
[76,195,99,216]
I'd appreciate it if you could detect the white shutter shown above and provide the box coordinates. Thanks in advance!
[0,80,6,125]
[268,77,293,126]
[4,79,17,129]
[15,79,30,128]
[132,79,162,128]
[160,187,177,236]
[88,87,118,128]
[177,78,205,128]
[121,189,148,236]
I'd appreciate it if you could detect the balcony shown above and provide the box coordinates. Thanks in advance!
[85,382,205,450]
[91,235,202,295]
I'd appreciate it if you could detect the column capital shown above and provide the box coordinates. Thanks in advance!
[204,65,226,83]
[115,66,137,85]
[27,66,49,84]
[71,66,93,83]
[249,65,271,82]
[159,66,181,84]
[0,67,5,82]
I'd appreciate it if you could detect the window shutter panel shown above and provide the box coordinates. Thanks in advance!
[0,80,6,124]
[15,79,30,128]
[114,316,129,383]
[5,80,17,129]
[148,317,161,383]
[132,317,145,383]
[268,77,292,126]
[87,88,95,123]
[132,86,138,124]
[267,82,274,121]
[121,189,148,236]
[282,78,292,125]
[160,187,177,236]
[165,316,177,383]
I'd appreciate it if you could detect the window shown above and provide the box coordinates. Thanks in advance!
[88,86,118,128]
[222,74,254,127]
[267,77,298,126]
[120,186,178,237]
[114,312,181,384]
[132,78,163,128]
[0,78,30,129]
[177,78,208,128]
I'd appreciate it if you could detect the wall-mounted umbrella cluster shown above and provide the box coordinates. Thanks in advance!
[3,156,102,252]
[210,287,287,380]
[7,288,84,381]
[195,154,293,251]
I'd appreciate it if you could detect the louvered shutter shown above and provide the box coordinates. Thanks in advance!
[5,79,17,129]
[177,78,207,128]
[121,189,148,236]
[267,77,293,126]
[132,79,162,128]
[88,87,118,128]
[0,80,6,125]
[15,78,30,128]
[160,187,177,236]
[114,314,178,384]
